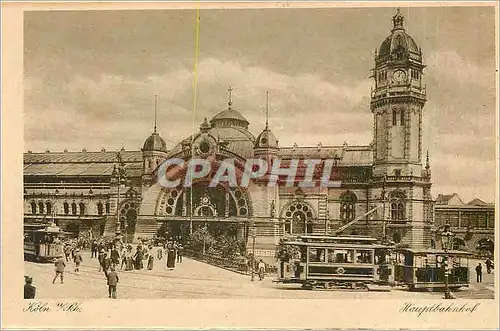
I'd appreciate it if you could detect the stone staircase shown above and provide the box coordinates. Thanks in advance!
[134,218,160,241]
[103,217,118,237]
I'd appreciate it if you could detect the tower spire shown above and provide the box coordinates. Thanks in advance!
[265,91,269,129]
[228,86,233,109]
[392,8,405,31]
[154,94,158,133]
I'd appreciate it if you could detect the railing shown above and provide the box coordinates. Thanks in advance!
[184,249,278,275]
[184,249,250,274]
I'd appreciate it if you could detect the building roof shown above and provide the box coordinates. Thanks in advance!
[23,150,143,177]
[467,198,488,206]
[378,9,421,62]
[255,127,279,149]
[435,193,465,206]
[278,145,373,166]
[143,132,167,152]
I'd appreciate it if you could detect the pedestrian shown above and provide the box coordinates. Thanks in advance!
[107,266,119,299]
[91,240,98,258]
[64,244,71,262]
[101,252,111,278]
[258,259,266,281]
[73,249,83,272]
[475,263,483,283]
[52,256,66,284]
[177,243,183,263]
[24,276,36,299]
[133,245,144,270]
[166,241,176,269]
[98,248,105,272]
[147,245,154,270]
[110,245,120,268]
[125,245,134,271]
[120,246,127,270]
[485,258,494,274]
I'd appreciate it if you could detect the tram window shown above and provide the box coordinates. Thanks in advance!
[309,248,326,262]
[328,249,354,263]
[356,250,373,264]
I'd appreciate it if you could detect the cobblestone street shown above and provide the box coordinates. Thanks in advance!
[24,252,494,300]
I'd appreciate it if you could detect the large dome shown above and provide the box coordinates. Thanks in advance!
[210,108,249,129]
[143,132,167,152]
[168,108,255,159]
[378,9,421,62]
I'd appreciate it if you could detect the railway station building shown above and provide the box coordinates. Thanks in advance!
[24,10,436,260]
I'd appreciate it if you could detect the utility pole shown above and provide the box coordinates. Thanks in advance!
[381,175,387,244]
[250,221,256,281]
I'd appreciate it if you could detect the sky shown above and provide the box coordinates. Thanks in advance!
[24,6,497,203]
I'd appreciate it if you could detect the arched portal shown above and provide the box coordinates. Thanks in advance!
[119,200,139,243]
[155,181,252,243]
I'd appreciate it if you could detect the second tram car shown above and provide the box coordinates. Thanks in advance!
[393,248,472,291]
[276,235,394,290]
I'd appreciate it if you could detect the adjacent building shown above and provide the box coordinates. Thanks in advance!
[432,193,495,257]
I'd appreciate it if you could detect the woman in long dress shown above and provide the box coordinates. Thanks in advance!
[125,246,134,271]
[134,245,143,270]
[147,245,154,270]
[166,241,176,269]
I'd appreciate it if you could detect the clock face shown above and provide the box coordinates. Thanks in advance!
[393,70,407,83]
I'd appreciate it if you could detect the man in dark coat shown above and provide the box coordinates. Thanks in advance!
[107,267,119,299]
[475,263,483,283]
[24,276,36,299]
[101,252,111,278]
[91,240,98,258]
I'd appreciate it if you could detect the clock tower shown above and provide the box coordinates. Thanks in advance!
[371,9,427,177]
[370,9,432,248]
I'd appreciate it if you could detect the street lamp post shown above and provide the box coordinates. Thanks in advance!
[112,152,127,238]
[439,223,454,299]
[250,222,256,281]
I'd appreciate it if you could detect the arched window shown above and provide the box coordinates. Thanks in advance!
[392,110,397,126]
[400,111,405,126]
[38,202,45,214]
[282,202,314,235]
[389,191,406,221]
[79,203,85,215]
[46,202,52,214]
[63,202,69,215]
[105,203,110,215]
[71,203,77,215]
[31,201,37,214]
[97,202,104,215]
[340,191,357,221]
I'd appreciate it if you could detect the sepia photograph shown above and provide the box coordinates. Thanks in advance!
[21,4,497,301]
[2,1,499,329]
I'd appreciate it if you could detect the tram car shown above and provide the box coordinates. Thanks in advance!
[393,248,472,291]
[275,235,394,290]
[24,223,67,262]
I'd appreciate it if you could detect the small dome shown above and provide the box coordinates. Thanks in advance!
[143,132,167,152]
[210,108,249,129]
[255,128,278,149]
[378,9,421,61]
